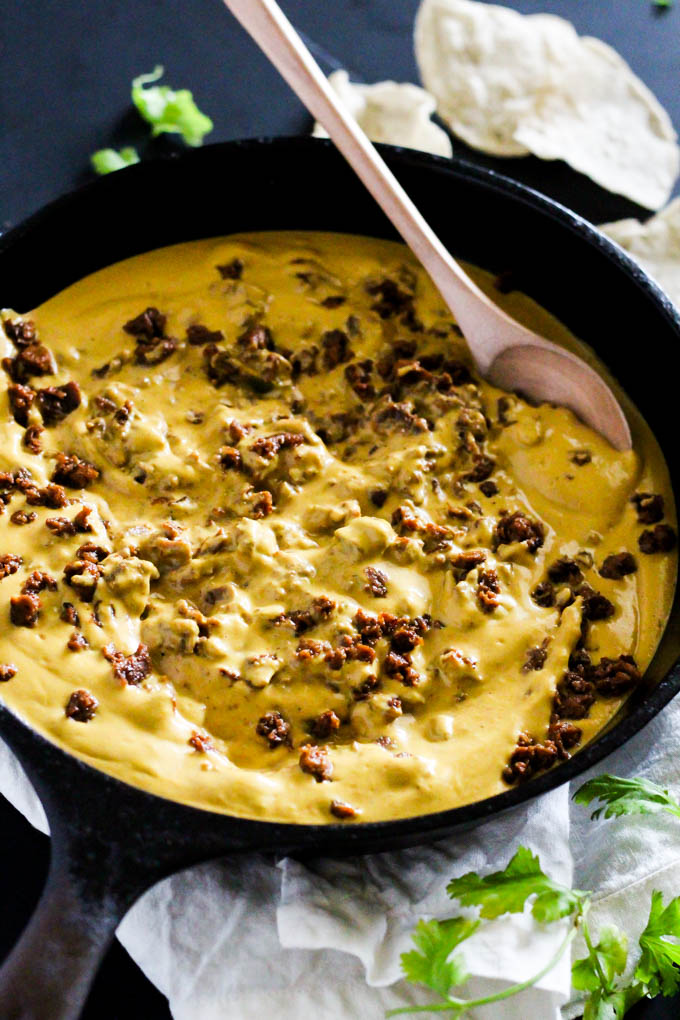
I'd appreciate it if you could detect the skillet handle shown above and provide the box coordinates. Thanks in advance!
[0,706,247,1018]
[0,826,143,1020]
[0,857,129,1020]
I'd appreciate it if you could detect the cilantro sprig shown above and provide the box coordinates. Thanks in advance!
[447,844,586,922]
[388,848,586,1017]
[400,918,478,1000]
[574,774,680,821]
[571,890,680,1019]
[572,918,641,1019]
[635,891,680,997]
[394,779,680,1018]
[572,923,628,993]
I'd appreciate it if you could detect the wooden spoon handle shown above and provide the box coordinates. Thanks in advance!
[222,0,631,451]
[221,0,520,366]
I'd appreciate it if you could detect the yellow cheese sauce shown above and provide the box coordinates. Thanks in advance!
[0,232,676,823]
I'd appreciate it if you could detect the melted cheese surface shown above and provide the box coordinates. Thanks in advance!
[0,232,676,823]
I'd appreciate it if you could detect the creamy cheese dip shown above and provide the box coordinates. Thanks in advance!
[0,232,676,823]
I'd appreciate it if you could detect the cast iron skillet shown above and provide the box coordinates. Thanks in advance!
[0,137,679,1020]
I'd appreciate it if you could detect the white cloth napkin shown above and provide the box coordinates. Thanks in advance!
[2,690,679,1019]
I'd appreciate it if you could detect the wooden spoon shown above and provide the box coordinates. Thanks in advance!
[222,0,632,451]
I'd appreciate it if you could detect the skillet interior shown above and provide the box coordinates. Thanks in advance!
[1,136,679,859]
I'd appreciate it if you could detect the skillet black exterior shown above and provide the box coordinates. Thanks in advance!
[0,137,679,1018]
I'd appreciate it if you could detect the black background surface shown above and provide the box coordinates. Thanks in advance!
[1,1,679,1017]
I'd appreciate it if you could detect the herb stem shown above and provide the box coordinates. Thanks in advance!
[386,916,581,1017]
[580,902,611,994]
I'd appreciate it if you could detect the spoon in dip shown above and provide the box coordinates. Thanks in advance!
[222,0,632,451]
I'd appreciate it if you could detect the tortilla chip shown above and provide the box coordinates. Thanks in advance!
[602,199,680,309]
[313,70,452,158]
[415,0,679,209]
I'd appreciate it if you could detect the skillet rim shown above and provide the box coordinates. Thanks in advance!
[1,135,679,852]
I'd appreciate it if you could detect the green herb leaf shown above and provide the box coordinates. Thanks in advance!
[635,890,680,997]
[90,147,140,175]
[131,66,213,146]
[447,846,586,922]
[400,917,479,999]
[574,775,680,821]
[572,925,628,992]
[583,985,645,1020]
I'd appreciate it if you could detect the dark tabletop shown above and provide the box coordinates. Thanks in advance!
[1,1,679,1017]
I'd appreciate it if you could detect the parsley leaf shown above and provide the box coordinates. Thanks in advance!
[90,147,140,175]
[131,66,213,146]
[400,917,479,999]
[447,846,586,922]
[635,890,680,997]
[572,925,628,991]
[574,775,680,821]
